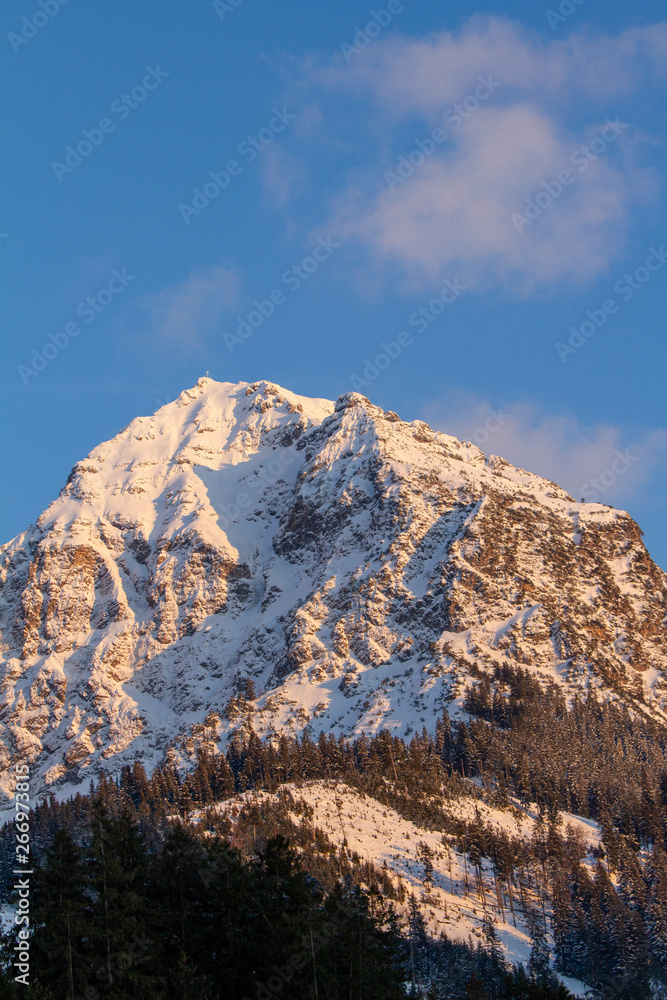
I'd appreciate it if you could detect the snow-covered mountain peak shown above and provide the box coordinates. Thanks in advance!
[1,379,666,803]
[32,379,332,535]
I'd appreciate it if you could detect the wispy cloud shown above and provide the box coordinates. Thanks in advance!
[424,392,667,506]
[142,262,242,347]
[262,144,307,211]
[320,18,667,113]
[299,17,665,295]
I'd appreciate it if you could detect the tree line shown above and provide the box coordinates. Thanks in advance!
[3,662,667,997]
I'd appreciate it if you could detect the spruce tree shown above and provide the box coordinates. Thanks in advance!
[30,829,88,1000]
[245,835,314,992]
[86,805,157,999]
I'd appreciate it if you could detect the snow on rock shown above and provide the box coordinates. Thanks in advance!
[1,378,666,803]
[201,780,602,971]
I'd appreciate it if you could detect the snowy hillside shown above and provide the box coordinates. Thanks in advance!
[1,377,666,803]
[203,780,596,961]
[190,779,593,995]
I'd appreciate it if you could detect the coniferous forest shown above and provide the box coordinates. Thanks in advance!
[2,665,667,998]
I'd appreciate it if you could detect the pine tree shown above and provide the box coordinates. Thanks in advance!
[148,823,208,978]
[417,841,435,890]
[318,885,406,1000]
[29,829,88,1000]
[527,906,551,985]
[483,914,505,974]
[86,805,158,999]
[245,834,315,991]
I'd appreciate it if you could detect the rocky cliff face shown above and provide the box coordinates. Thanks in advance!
[1,378,666,802]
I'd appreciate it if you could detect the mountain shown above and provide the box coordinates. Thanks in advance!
[1,377,666,804]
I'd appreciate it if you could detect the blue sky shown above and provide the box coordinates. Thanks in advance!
[2,0,666,567]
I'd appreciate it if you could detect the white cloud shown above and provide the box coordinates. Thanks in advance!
[311,17,665,294]
[324,18,667,114]
[424,392,667,505]
[143,262,242,346]
[338,105,654,292]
